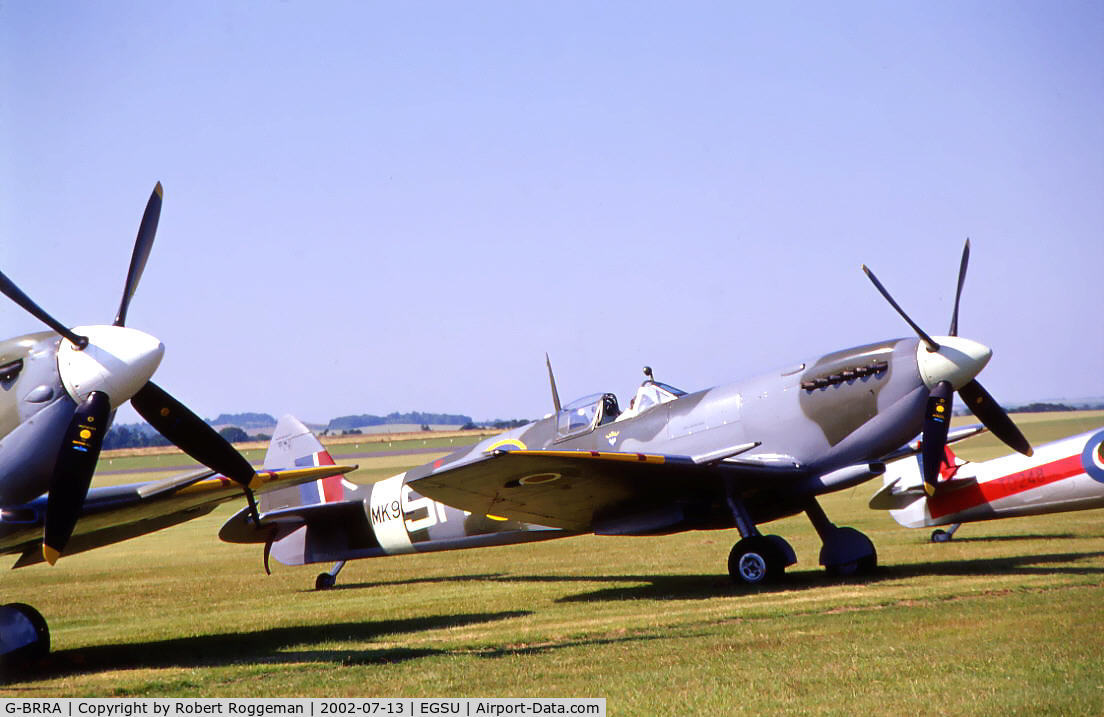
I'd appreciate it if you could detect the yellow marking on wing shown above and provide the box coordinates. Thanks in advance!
[486,515,509,521]
[511,449,666,464]
[485,438,527,453]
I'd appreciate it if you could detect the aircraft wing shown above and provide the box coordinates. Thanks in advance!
[409,449,806,532]
[1,464,356,567]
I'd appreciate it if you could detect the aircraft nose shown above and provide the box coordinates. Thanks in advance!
[916,336,992,390]
[57,325,165,407]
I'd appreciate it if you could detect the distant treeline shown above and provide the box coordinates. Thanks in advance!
[208,412,277,428]
[956,401,1103,417]
[103,424,171,450]
[327,411,473,431]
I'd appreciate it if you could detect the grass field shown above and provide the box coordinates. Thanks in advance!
[2,413,1102,713]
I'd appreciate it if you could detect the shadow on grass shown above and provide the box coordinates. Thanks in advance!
[926,533,1081,543]
[319,573,506,592]
[9,611,531,685]
[491,549,1104,603]
[313,548,1104,604]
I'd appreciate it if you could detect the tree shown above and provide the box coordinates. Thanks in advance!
[218,426,250,443]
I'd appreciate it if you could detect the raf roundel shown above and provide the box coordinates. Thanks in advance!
[519,472,562,486]
[1081,429,1104,484]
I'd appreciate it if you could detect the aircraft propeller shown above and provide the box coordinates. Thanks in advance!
[863,239,1032,496]
[0,183,260,563]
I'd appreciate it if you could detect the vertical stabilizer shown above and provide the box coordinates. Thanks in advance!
[260,415,343,512]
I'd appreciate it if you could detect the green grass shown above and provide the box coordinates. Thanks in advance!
[2,413,1102,713]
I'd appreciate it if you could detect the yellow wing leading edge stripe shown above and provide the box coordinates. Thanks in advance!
[508,449,667,464]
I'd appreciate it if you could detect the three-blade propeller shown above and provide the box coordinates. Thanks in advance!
[864,239,1032,496]
[0,183,260,563]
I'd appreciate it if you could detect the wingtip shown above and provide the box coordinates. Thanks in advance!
[153,181,164,198]
[42,545,60,566]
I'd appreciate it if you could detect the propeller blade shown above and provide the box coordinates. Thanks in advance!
[0,271,88,349]
[131,381,257,487]
[861,265,940,351]
[957,380,1033,457]
[114,182,163,327]
[921,381,954,496]
[948,239,970,337]
[42,391,111,564]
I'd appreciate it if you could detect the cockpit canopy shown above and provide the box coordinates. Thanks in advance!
[554,378,688,439]
[556,392,620,439]
[629,380,686,415]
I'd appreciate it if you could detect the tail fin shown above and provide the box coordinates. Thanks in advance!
[259,415,344,512]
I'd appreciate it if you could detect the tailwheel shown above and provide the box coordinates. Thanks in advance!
[728,536,790,586]
[931,523,960,543]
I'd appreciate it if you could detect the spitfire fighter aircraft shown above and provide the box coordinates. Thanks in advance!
[0,183,355,667]
[226,241,1035,589]
[871,426,1104,541]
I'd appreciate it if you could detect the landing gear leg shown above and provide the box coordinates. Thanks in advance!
[315,560,347,590]
[805,499,877,577]
[931,523,961,543]
[725,482,796,586]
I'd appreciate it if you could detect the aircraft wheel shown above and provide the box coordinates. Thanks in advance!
[931,529,952,543]
[315,573,336,591]
[1,603,50,672]
[826,553,877,578]
[728,537,785,586]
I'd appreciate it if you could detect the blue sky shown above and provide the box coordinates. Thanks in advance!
[2,2,1101,423]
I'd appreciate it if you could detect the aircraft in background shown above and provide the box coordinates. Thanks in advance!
[225,241,1034,589]
[1,438,354,669]
[0,184,356,669]
[0,183,268,565]
[870,426,1104,541]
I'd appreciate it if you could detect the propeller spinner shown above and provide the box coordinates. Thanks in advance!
[864,239,1032,496]
[0,183,260,563]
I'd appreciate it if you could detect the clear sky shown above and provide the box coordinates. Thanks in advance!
[2,2,1101,424]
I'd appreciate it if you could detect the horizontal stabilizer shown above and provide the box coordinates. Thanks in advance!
[868,478,925,510]
[219,498,365,544]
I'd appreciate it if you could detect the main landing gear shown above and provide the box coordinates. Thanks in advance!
[724,490,877,586]
[1,602,49,673]
[805,499,877,577]
[725,487,797,586]
[728,535,797,585]
[315,560,347,590]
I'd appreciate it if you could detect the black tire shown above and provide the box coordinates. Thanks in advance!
[1,603,50,672]
[315,573,336,591]
[728,537,784,585]
[931,529,951,543]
